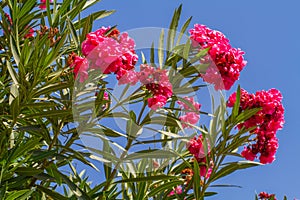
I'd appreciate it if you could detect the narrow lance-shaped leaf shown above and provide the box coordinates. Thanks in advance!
[147,180,183,197]
[166,5,182,53]
[176,16,192,46]
[67,17,79,49]
[158,29,164,68]
[209,161,262,183]
[193,160,201,199]
[114,175,177,184]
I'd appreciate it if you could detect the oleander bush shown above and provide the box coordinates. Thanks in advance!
[0,1,285,199]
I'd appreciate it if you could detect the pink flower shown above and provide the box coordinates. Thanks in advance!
[179,112,200,128]
[228,88,284,164]
[258,192,277,200]
[138,64,173,110]
[117,69,138,85]
[81,27,138,83]
[228,88,284,134]
[199,162,213,178]
[138,64,155,85]
[187,136,214,179]
[70,56,89,82]
[147,95,167,110]
[187,135,210,160]
[145,83,172,98]
[103,92,109,101]
[189,24,247,90]
[40,0,53,10]
[190,24,230,50]
[24,27,34,39]
[168,186,182,196]
[241,147,256,161]
[81,32,105,58]
[4,13,12,24]
[178,97,201,111]
[178,97,201,128]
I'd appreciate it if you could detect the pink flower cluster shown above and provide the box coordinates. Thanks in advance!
[178,97,201,128]
[187,135,213,178]
[189,24,247,90]
[82,27,138,83]
[40,0,53,10]
[138,64,173,110]
[227,88,285,164]
[259,192,277,200]
[70,27,138,83]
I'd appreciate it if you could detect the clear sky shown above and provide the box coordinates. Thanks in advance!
[84,0,300,199]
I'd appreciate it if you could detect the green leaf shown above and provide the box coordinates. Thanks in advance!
[193,160,201,199]
[46,164,63,185]
[87,125,128,138]
[74,9,115,30]
[55,170,92,200]
[15,167,43,176]
[178,63,209,78]
[103,140,112,180]
[141,51,147,64]
[150,42,155,65]
[6,59,19,85]
[126,118,142,138]
[18,0,36,19]
[182,39,191,62]
[24,110,72,119]
[234,108,261,124]
[209,161,262,183]
[5,190,33,200]
[136,181,147,200]
[80,15,93,43]
[147,180,183,197]
[7,138,40,162]
[232,85,241,118]
[37,185,69,200]
[33,82,73,97]
[124,149,177,160]
[59,146,99,171]
[204,192,218,197]
[9,35,20,66]
[188,47,210,66]
[114,175,177,184]
[158,29,164,68]
[67,17,79,49]
[210,184,241,188]
[0,185,7,200]
[9,83,18,106]
[176,16,192,46]
[167,5,182,52]
[56,0,73,16]
[141,115,180,127]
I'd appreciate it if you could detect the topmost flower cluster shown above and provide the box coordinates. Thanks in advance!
[189,24,247,90]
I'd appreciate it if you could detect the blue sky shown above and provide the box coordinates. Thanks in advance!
[83,1,300,199]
